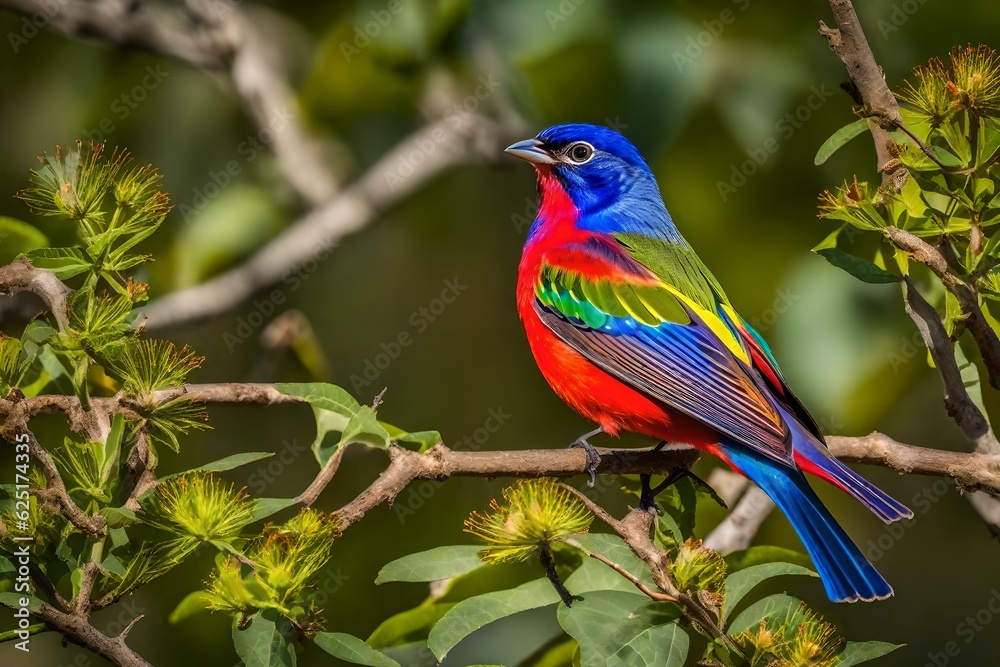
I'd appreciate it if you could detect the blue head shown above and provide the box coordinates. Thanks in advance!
[505,124,682,241]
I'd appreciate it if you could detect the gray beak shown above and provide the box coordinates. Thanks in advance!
[504,138,556,165]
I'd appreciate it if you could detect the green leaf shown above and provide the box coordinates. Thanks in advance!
[723,546,811,572]
[232,609,296,667]
[427,578,561,660]
[109,526,129,548]
[944,291,964,336]
[101,553,126,577]
[276,382,361,419]
[814,119,869,165]
[727,593,801,634]
[721,561,817,623]
[955,343,988,415]
[169,591,212,624]
[367,603,455,648]
[0,217,48,264]
[251,497,299,523]
[340,406,391,450]
[557,590,685,667]
[381,422,442,452]
[314,632,400,667]
[838,640,905,666]
[566,533,654,594]
[25,247,93,278]
[376,545,484,584]
[928,143,965,168]
[101,413,125,484]
[656,477,697,545]
[276,382,367,465]
[0,593,44,613]
[815,248,900,284]
[188,452,275,475]
[100,506,138,528]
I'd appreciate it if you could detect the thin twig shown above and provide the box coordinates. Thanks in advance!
[565,537,677,603]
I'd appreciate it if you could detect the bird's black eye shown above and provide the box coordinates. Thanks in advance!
[567,142,594,163]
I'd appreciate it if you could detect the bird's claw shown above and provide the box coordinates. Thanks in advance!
[638,473,664,514]
[568,427,603,487]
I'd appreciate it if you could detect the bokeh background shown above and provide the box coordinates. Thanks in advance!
[1,0,999,665]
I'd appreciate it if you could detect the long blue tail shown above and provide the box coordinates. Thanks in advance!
[721,441,893,602]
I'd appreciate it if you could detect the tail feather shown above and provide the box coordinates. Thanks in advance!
[787,416,913,524]
[721,441,893,603]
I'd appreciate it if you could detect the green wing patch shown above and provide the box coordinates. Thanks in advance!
[535,265,690,328]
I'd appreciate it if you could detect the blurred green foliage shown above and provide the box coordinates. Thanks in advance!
[1,0,999,665]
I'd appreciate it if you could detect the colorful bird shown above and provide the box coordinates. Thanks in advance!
[506,124,912,603]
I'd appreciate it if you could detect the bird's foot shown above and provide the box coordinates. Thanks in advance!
[568,426,603,488]
[637,451,726,512]
[638,473,662,514]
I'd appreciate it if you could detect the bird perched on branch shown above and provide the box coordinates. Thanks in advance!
[506,124,912,603]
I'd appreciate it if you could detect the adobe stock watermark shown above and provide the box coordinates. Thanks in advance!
[222,237,334,352]
[339,0,408,62]
[865,477,950,563]
[716,84,835,201]
[178,106,295,223]
[886,330,927,372]
[246,439,309,495]
[7,0,67,53]
[746,288,800,334]
[672,0,752,72]
[546,0,586,30]
[877,0,932,40]
[394,407,512,523]
[383,75,502,192]
[80,65,171,144]
[923,588,1000,667]
[349,278,468,394]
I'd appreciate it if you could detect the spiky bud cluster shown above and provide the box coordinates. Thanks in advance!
[143,472,255,542]
[203,509,339,632]
[672,538,727,612]
[734,602,843,667]
[464,478,593,564]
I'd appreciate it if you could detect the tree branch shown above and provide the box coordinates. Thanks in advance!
[0,2,520,330]
[0,257,71,330]
[901,279,999,455]
[561,486,735,651]
[5,381,999,498]
[139,111,511,328]
[0,426,107,538]
[703,486,775,553]
[817,0,1000,538]
[818,0,907,190]
[888,227,1000,388]
[33,603,151,667]
[0,0,341,206]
